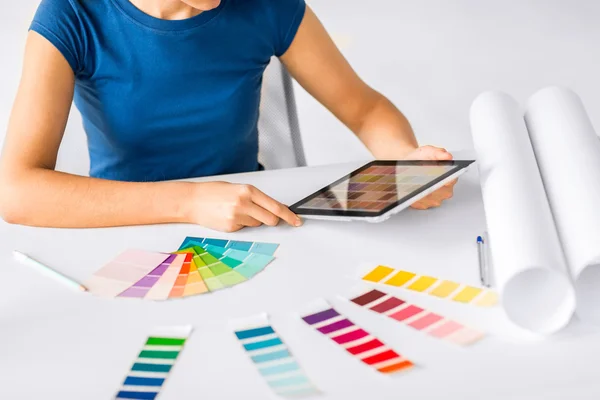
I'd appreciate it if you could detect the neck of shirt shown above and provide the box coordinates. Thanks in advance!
[110,0,228,32]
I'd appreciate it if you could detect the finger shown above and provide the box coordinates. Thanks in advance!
[236,214,263,228]
[410,202,428,210]
[250,187,302,227]
[244,202,281,227]
[444,179,458,188]
[412,194,443,209]
[430,186,454,200]
[223,223,244,233]
[435,149,453,160]
[411,200,433,210]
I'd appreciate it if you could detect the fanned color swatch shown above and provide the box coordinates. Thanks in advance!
[145,254,186,301]
[344,288,485,346]
[360,265,499,307]
[179,237,279,256]
[301,300,414,374]
[85,238,279,300]
[232,314,320,398]
[118,254,177,298]
[201,244,275,279]
[115,326,192,400]
[85,250,171,298]
[168,253,193,298]
[191,246,248,287]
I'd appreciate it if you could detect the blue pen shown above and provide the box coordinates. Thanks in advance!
[476,236,488,287]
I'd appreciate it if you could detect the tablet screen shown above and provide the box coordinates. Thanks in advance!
[290,160,474,217]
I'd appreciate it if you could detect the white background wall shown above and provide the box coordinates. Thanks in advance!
[1,0,599,172]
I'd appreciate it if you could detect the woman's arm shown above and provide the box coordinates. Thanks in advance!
[280,7,419,159]
[0,32,299,230]
[280,6,455,208]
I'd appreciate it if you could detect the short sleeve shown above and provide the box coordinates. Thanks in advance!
[269,0,306,57]
[29,0,87,74]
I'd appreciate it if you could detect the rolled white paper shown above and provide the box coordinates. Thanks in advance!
[470,91,575,334]
[525,87,600,324]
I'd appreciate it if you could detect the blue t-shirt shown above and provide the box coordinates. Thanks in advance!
[30,0,306,182]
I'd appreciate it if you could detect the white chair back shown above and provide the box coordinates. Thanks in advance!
[258,57,307,170]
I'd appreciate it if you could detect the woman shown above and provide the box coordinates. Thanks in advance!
[0,0,455,232]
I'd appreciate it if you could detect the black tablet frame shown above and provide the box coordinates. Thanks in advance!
[289,160,475,218]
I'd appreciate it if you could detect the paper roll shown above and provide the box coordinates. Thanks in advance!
[525,87,600,324]
[470,91,575,334]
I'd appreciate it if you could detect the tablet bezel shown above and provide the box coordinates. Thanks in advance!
[289,160,474,218]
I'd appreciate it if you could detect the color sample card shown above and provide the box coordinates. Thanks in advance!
[179,237,279,256]
[301,300,414,374]
[145,254,186,301]
[201,244,275,279]
[85,250,171,298]
[190,246,247,288]
[115,325,192,400]
[298,164,455,212]
[360,265,499,307]
[344,288,485,346]
[168,253,193,299]
[182,251,209,296]
[119,255,177,298]
[178,247,223,292]
[88,237,279,301]
[231,314,320,398]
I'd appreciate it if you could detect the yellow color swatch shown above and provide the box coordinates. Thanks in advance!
[384,270,416,287]
[406,276,437,292]
[183,257,208,296]
[363,266,395,283]
[453,286,483,303]
[474,291,499,307]
[430,280,460,298]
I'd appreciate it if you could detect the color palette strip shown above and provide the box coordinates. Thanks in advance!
[168,253,193,299]
[193,246,248,287]
[360,265,499,307]
[201,244,275,279]
[231,314,320,398]
[178,247,223,292]
[85,250,171,298]
[115,325,192,400]
[119,255,177,298]
[145,254,186,301]
[179,237,279,256]
[87,238,279,300]
[300,300,414,374]
[344,288,485,346]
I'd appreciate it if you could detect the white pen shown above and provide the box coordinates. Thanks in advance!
[13,250,87,292]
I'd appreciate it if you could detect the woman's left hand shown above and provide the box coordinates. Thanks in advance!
[402,145,457,210]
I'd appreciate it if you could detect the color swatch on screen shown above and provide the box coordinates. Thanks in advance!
[344,288,485,346]
[179,237,279,256]
[115,325,192,400]
[232,314,320,398]
[297,164,456,212]
[360,265,499,307]
[301,300,414,374]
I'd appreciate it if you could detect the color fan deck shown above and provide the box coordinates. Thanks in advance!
[85,237,279,300]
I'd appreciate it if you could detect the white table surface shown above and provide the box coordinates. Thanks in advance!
[1,159,599,400]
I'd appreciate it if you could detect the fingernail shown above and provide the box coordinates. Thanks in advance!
[295,218,303,227]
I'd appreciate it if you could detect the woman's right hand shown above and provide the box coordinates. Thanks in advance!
[185,181,303,232]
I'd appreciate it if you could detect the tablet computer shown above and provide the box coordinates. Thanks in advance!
[290,160,475,223]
